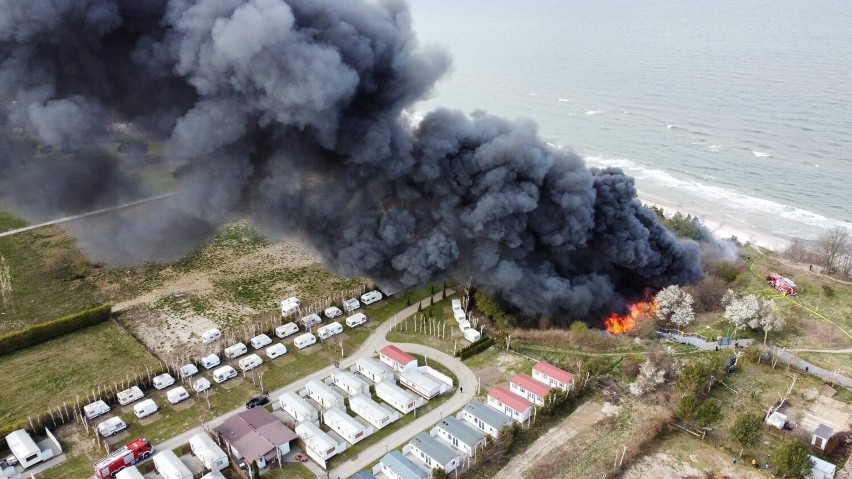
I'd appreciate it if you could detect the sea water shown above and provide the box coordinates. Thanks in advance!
[410,0,852,247]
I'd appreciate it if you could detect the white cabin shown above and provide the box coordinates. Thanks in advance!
[305,380,344,409]
[331,369,370,396]
[323,408,374,445]
[317,321,343,340]
[295,421,345,462]
[400,368,446,399]
[279,391,319,424]
[189,432,228,471]
[375,382,424,414]
[280,297,301,316]
[349,394,399,429]
[355,357,394,384]
[153,450,192,479]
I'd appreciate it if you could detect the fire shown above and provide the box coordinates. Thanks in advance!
[604,300,658,334]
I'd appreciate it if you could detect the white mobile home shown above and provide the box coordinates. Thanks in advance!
[193,377,211,393]
[458,401,511,438]
[293,332,316,349]
[317,321,343,340]
[355,357,394,384]
[487,386,533,422]
[212,365,237,383]
[375,382,424,414]
[300,313,322,329]
[153,450,192,479]
[345,312,367,328]
[200,353,220,370]
[279,391,319,424]
[295,421,346,462]
[115,466,145,479]
[280,297,301,316]
[5,429,54,469]
[323,408,374,445]
[349,394,399,429]
[83,400,110,419]
[380,450,428,479]
[462,328,481,342]
[179,363,198,379]
[275,322,300,338]
[133,399,159,419]
[167,386,190,405]
[238,353,263,372]
[432,416,485,455]
[510,374,551,406]
[305,379,344,409]
[265,343,287,359]
[153,373,175,390]
[342,298,361,312]
[451,299,462,310]
[531,361,575,392]
[224,342,248,359]
[400,368,447,399]
[201,328,221,344]
[250,334,272,349]
[408,432,461,473]
[331,369,370,396]
[379,345,417,371]
[97,416,127,437]
[117,386,144,406]
[452,308,466,323]
[201,471,226,479]
[360,290,383,305]
[189,432,228,471]
[324,306,342,319]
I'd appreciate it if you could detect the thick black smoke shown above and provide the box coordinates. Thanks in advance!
[0,0,702,322]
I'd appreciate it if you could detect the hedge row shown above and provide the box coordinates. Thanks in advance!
[0,304,113,356]
[456,336,495,359]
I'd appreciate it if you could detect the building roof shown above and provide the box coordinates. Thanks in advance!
[511,373,552,398]
[216,408,297,463]
[295,421,337,452]
[410,432,459,465]
[813,423,833,439]
[5,429,39,460]
[376,381,418,404]
[489,386,533,412]
[324,408,366,436]
[380,345,417,365]
[332,369,368,391]
[533,361,574,383]
[350,394,390,423]
[463,401,511,430]
[306,379,343,403]
[356,357,392,377]
[436,416,484,447]
[351,471,378,479]
[809,454,837,479]
[400,368,441,392]
[382,450,427,479]
[280,391,317,417]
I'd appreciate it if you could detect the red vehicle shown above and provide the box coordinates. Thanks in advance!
[93,438,153,478]
[767,273,799,295]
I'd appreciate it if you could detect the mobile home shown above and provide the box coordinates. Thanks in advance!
[152,373,175,390]
[275,322,299,338]
[133,399,158,419]
[324,306,342,319]
[279,391,318,424]
[189,432,228,471]
[224,342,248,359]
[317,321,343,340]
[4,429,53,469]
[380,450,427,479]
[178,363,198,379]
[84,400,110,420]
[117,386,144,406]
[342,298,360,312]
[323,408,374,445]
[510,373,551,406]
[452,308,466,323]
[250,334,272,349]
[400,368,446,399]
[295,421,345,462]
[201,328,221,344]
[462,328,481,342]
[354,357,394,384]
[379,345,417,371]
[193,377,211,393]
[212,365,237,383]
[200,353,220,370]
[375,382,424,414]
[432,416,485,455]
[167,387,190,405]
[115,467,145,479]
[531,361,575,392]
[265,343,287,359]
[349,394,399,429]
[409,432,461,473]
[238,353,263,372]
[345,312,367,328]
[300,313,322,329]
[458,401,511,438]
[97,416,127,437]
[331,369,369,396]
[360,290,383,305]
[305,380,344,409]
[280,297,301,316]
[487,386,533,422]
[293,332,317,349]
[152,450,192,479]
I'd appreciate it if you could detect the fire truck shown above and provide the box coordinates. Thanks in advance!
[93,438,153,478]
[767,273,799,295]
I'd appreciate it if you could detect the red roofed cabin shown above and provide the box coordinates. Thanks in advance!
[532,361,575,392]
[379,345,417,372]
[487,386,533,422]
[767,274,799,296]
[510,373,551,406]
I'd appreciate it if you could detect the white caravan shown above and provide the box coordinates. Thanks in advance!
[317,322,343,340]
[275,322,299,338]
[300,313,322,329]
[324,306,342,319]
[212,365,237,383]
[153,450,192,479]
[280,297,301,316]
[167,386,190,404]
[249,334,272,349]
[83,400,110,420]
[200,353,221,370]
[179,363,199,379]
[293,332,317,349]
[117,386,144,406]
[266,343,287,359]
[342,298,360,312]
[96,416,127,437]
[193,377,211,393]
[201,328,221,344]
[360,290,383,305]
[238,353,263,372]
[133,399,158,419]
[189,433,228,472]
[224,342,248,359]
[345,313,367,328]
[152,373,175,390]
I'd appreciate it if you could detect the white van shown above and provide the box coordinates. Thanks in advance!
[201,353,221,370]
[117,386,144,406]
[280,297,301,316]
[360,290,383,305]
[463,328,481,342]
[179,363,199,379]
[293,332,317,349]
[317,321,343,340]
[266,343,287,359]
[96,416,127,437]
[238,353,263,372]
[224,342,248,359]
[83,400,110,420]
[345,313,367,328]
[324,306,342,319]
[275,322,299,338]
[250,334,272,349]
[201,328,222,344]
[167,386,190,404]
[133,399,158,419]
[153,373,175,390]
[342,298,360,312]
[300,313,322,329]
[212,365,237,383]
[193,377,211,393]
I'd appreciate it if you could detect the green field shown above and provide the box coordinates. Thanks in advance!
[0,211,102,334]
[0,321,158,426]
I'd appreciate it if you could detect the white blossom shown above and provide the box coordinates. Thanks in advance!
[654,285,695,330]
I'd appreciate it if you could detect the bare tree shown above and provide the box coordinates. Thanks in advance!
[816,226,850,273]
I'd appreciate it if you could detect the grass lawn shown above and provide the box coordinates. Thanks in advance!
[0,210,102,334]
[0,321,159,427]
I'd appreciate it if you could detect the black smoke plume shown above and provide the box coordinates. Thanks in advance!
[0,0,702,322]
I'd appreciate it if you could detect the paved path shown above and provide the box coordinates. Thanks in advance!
[788,348,852,354]
[656,329,755,351]
[143,289,475,478]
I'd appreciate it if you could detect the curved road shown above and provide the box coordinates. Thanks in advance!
[151,290,476,478]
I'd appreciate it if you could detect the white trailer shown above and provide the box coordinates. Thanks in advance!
[280,297,301,316]
[167,387,190,404]
[153,450,192,479]
[178,364,198,379]
[360,290,383,305]
[133,399,158,419]
[342,298,360,312]
[317,321,343,340]
[200,353,220,370]
[279,391,319,424]
[250,334,272,349]
[345,313,367,328]
[275,322,299,338]
[201,328,221,344]
[97,416,127,437]
[265,343,287,359]
[224,342,248,359]
[238,353,263,372]
[189,433,228,471]
[324,306,342,319]
[300,313,322,329]
[83,400,111,420]
[212,365,237,383]
[152,373,175,390]
[293,332,316,349]
[115,466,145,479]
[117,386,144,406]
[4,429,53,469]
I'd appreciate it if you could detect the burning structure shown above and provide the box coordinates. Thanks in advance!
[0,0,701,323]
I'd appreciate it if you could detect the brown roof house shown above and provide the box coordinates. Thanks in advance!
[216,407,297,475]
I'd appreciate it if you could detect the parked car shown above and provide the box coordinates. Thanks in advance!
[245,396,270,409]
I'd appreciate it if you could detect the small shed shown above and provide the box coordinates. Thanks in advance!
[809,454,837,479]
[379,345,417,372]
[305,379,344,409]
[812,424,834,450]
[408,432,462,473]
[766,411,788,430]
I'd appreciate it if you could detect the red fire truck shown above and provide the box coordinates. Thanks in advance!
[93,438,153,478]
[767,273,799,295]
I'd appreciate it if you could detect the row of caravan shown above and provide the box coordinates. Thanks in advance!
[452,299,481,342]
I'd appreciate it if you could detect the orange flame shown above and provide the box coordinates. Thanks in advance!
[604,300,658,334]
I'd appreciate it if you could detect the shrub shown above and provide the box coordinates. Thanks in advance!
[772,439,811,479]
[822,285,835,297]
[474,290,513,330]
[456,336,495,359]
[684,276,729,312]
[713,262,743,282]
[0,304,113,356]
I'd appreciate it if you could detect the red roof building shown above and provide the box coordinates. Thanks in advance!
[532,361,575,392]
[487,386,533,422]
[510,373,551,406]
[379,345,417,372]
